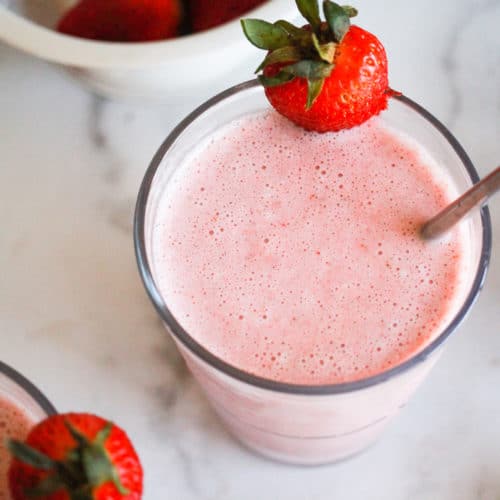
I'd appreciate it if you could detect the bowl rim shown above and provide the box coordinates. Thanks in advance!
[134,79,492,396]
[0,0,294,68]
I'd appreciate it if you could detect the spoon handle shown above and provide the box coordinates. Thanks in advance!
[421,166,500,240]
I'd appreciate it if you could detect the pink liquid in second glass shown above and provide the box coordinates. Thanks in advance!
[153,111,468,385]
[0,396,35,499]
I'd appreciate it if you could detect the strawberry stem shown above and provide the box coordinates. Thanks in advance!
[7,440,55,471]
[296,0,321,32]
[242,0,357,108]
[323,0,350,42]
[26,475,65,497]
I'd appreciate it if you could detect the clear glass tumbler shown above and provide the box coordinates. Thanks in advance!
[134,80,491,465]
[0,361,56,495]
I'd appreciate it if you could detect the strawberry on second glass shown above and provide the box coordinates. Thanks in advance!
[8,413,143,500]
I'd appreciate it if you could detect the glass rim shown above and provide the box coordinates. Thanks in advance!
[134,79,492,395]
[0,360,57,415]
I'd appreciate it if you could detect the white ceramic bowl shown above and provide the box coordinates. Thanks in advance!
[0,0,296,100]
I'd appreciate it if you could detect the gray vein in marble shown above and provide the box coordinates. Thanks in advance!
[88,95,107,150]
[88,97,139,236]
[440,0,500,128]
[149,331,192,410]
[106,196,135,235]
[155,342,190,382]
[144,382,229,498]
[171,440,228,500]
[474,465,500,500]
[172,443,212,500]
[490,357,500,367]
[150,367,190,412]
[172,444,198,496]
[88,95,123,185]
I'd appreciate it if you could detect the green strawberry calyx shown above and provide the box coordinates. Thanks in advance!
[8,420,129,499]
[241,0,358,109]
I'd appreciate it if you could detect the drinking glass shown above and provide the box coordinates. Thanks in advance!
[134,80,491,465]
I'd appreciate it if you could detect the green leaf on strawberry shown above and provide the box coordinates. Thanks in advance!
[7,441,55,470]
[311,34,335,63]
[273,20,306,38]
[323,0,350,42]
[341,5,358,18]
[296,0,322,30]
[26,475,65,497]
[307,78,326,109]
[281,60,333,80]
[258,72,295,87]
[256,46,302,73]
[240,19,290,50]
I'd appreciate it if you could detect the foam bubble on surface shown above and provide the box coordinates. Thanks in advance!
[153,111,468,384]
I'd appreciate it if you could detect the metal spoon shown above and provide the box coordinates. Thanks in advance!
[421,166,500,240]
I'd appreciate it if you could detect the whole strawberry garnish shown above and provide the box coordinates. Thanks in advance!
[189,0,266,33]
[57,0,182,42]
[7,413,143,500]
[242,0,394,132]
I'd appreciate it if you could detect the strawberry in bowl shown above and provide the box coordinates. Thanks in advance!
[242,0,398,132]
[56,0,270,41]
[8,413,143,499]
[57,0,184,42]
[189,0,268,33]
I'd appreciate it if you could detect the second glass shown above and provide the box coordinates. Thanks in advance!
[0,361,56,494]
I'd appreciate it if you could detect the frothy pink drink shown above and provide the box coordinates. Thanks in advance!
[0,396,35,499]
[153,111,468,385]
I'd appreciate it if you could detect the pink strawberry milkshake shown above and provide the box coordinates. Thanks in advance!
[138,85,488,464]
[152,111,469,384]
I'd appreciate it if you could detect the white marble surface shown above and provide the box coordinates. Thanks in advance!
[1,0,499,498]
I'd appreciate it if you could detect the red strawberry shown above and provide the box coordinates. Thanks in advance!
[57,0,182,42]
[190,0,267,33]
[242,0,395,132]
[8,413,143,500]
